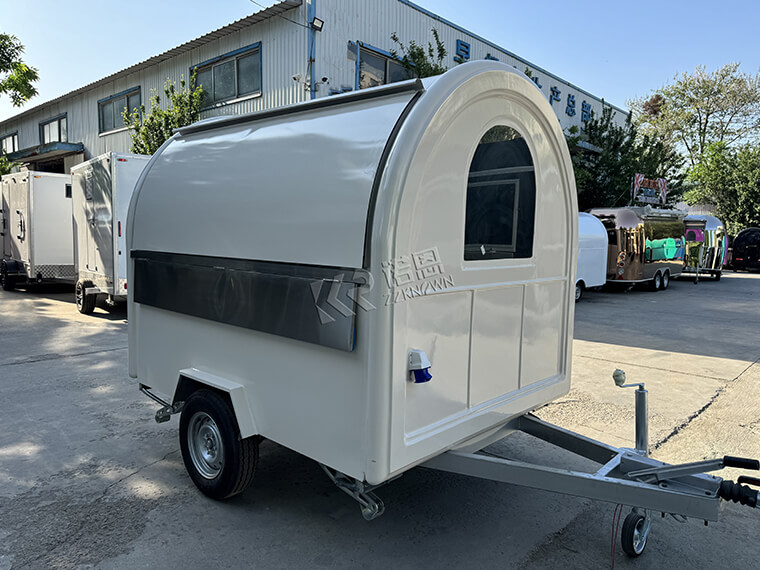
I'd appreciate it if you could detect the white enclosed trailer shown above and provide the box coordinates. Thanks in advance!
[128,62,759,557]
[0,171,74,290]
[576,212,607,301]
[71,152,150,313]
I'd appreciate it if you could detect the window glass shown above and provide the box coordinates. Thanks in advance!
[101,101,114,132]
[213,60,236,102]
[388,59,411,84]
[113,96,127,125]
[237,53,261,95]
[196,68,213,107]
[464,126,536,260]
[60,117,67,142]
[43,121,59,143]
[127,92,140,116]
[359,49,385,89]
[1,134,17,153]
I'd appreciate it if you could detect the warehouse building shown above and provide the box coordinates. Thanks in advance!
[0,0,627,173]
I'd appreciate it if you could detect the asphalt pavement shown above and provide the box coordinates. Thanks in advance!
[0,273,758,569]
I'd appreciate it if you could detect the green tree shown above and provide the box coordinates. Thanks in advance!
[568,106,685,210]
[123,75,204,155]
[389,28,447,80]
[685,142,760,234]
[0,33,39,107]
[566,106,637,210]
[0,152,12,175]
[632,63,760,167]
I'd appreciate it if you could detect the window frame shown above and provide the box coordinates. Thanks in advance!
[1,132,19,154]
[190,42,263,110]
[39,114,68,145]
[98,87,141,134]
[355,42,411,91]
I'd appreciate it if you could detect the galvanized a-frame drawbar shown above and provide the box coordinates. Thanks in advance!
[323,370,759,558]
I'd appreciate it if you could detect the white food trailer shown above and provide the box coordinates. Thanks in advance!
[71,152,150,313]
[576,212,608,301]
[128,62,759,558]
[0,171,74,290]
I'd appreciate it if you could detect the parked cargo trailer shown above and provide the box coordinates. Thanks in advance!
[576,212,607,301]
[71,152,150,313]
[0,171,74,290]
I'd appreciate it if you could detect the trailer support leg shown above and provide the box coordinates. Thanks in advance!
[320,464,386,521]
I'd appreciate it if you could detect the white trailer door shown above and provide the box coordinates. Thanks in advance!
[113,155,149,293]
[83,163,113,278]
[1,177,11,259]
[8,175,30,266]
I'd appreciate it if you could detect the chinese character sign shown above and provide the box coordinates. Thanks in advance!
[454,40,471,63]
[581,101,592,122]
[549,86,561,105]
[566,94,576,117]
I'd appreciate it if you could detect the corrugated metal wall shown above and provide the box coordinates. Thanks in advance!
[0,0,626,164]
[315,0,627,132]
[0,4,309,160]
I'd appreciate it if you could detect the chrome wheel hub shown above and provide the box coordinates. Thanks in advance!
[187,411,224,479]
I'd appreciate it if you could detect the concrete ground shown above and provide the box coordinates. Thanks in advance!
[0,273,758,569]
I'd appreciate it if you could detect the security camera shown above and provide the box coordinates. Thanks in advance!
[292,74,302,82]
[321,76,330,84]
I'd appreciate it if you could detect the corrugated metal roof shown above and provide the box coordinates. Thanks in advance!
[0,0,302,125]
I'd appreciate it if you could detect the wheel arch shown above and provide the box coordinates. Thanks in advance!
[174,368,259,438]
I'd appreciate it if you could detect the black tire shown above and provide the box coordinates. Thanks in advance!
[714,271,721,281]
[76,280,97,314]
[649,271,662,292]
[179,389,258,500]
[660,270,670,290]
[0,269,15,291]
[575,282,584,303]
[621,511,649,557]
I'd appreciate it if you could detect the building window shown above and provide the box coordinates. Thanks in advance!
[99,88,141,133]
[40,115,67,144]
[1,132,18,154]
[192,43,261,108]
[358,45,410,90]
[464,126,536,261]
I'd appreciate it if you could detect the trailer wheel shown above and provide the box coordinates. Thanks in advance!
[649,271,662,291]
[76,280,96,314]
[0,265,15,291]
[621,511,650,557]
[179,389,258,500]
[660,270,670,290]
[575,281,584,302]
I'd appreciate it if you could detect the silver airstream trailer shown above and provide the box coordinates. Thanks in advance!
[590,206,686,291]
[0,171,74,290]
[682,214,726,280]
[128,62,759,558]
[71,152,150,313]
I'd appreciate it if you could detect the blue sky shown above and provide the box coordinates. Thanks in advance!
[1,0,758,122]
